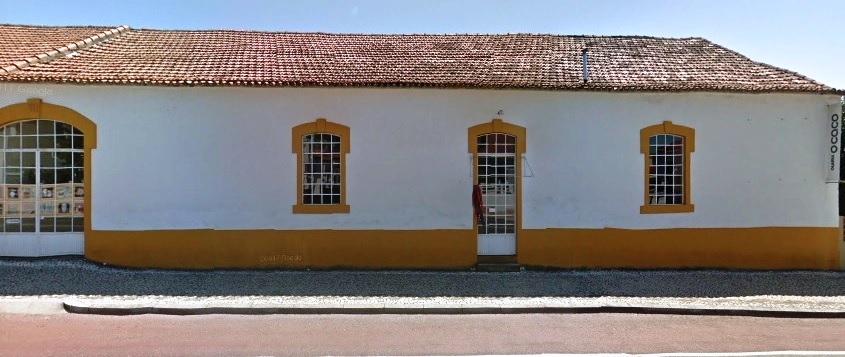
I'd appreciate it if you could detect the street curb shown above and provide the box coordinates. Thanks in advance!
[61,303,845,318]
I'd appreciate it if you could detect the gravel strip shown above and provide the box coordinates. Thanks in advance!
[1,257,844,298]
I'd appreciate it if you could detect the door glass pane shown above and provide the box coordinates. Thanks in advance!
[56,135,72,149]
[40,168,55,184]
[4,123,20,136]
[56,123,73,135]
[38,136,55,149]
[20,121,36,135]
[55,217,72,232]
[22,152,35,167]
[5,218,20,232]
[40,152,55,167]
[22,169,36,184]
[40,216,55,233]
[72,217,83,232]
[5,152,20,167]
[5,136,20,149]
[56,169,72,184]
[72,153,84,168]
[38,120,55,135]
[72,168,84,183]
[22,136,37,149]
[5,170,20,184]
[55,152,72,167]
[21,217,35,233]
[72,136,84,150]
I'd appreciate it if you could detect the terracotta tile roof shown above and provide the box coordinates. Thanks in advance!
[0,24,840,94]
[0,25,129,75]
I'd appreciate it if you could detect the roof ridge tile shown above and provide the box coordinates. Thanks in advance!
[0,25,130,75]
[127,28,711,41]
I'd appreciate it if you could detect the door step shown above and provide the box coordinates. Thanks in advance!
[475,262,523,272]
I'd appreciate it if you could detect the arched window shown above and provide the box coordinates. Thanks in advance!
[640,121,695,214]
[291,119,350,214]
[0,119,86,232]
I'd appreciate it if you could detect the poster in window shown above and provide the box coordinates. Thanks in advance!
[41,186,55,199]
[57,201,72,215]
[6,186,19,200]
[73,185,84,198]
[21,201,36,217]
[41,202,55,215]
[56,184,72,199]
[6,202,20,215]
[73,202,84,215]
[21,186,36,199]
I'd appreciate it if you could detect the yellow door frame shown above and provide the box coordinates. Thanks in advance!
[468,118,526,256]
[0,98,97,240]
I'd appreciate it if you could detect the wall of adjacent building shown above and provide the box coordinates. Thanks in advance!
[0,83,840,269]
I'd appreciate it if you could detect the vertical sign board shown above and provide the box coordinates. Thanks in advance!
[828,104,841,183]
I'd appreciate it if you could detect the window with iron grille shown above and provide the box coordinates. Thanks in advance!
[640,121,695,214]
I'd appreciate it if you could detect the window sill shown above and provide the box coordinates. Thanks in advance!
[640,204,694,214]
[292,204,350,214]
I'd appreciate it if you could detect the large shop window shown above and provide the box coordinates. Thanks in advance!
[640,121,694,214]
[292,119,350,214]
[0,120,85,232]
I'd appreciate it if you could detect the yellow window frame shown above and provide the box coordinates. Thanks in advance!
[292,118,350,214]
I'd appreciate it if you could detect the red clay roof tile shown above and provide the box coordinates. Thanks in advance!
[0,24,840,94]
[0,25,112,67]
[0,24,128,76]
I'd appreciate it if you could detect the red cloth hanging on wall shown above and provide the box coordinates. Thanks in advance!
[472,184,485,225]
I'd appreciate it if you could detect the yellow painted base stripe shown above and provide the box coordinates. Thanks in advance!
[85,227,840,270]
[86,229,477,269]
[519,227,840,270]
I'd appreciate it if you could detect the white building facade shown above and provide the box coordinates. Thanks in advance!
[1,25,842,269]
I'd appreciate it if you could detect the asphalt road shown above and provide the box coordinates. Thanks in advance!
[2,313,844,356]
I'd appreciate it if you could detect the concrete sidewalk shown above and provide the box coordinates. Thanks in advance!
[2,294,844,317]
[63,295,845,317]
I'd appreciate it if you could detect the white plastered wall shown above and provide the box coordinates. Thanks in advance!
[0,83,838,231]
